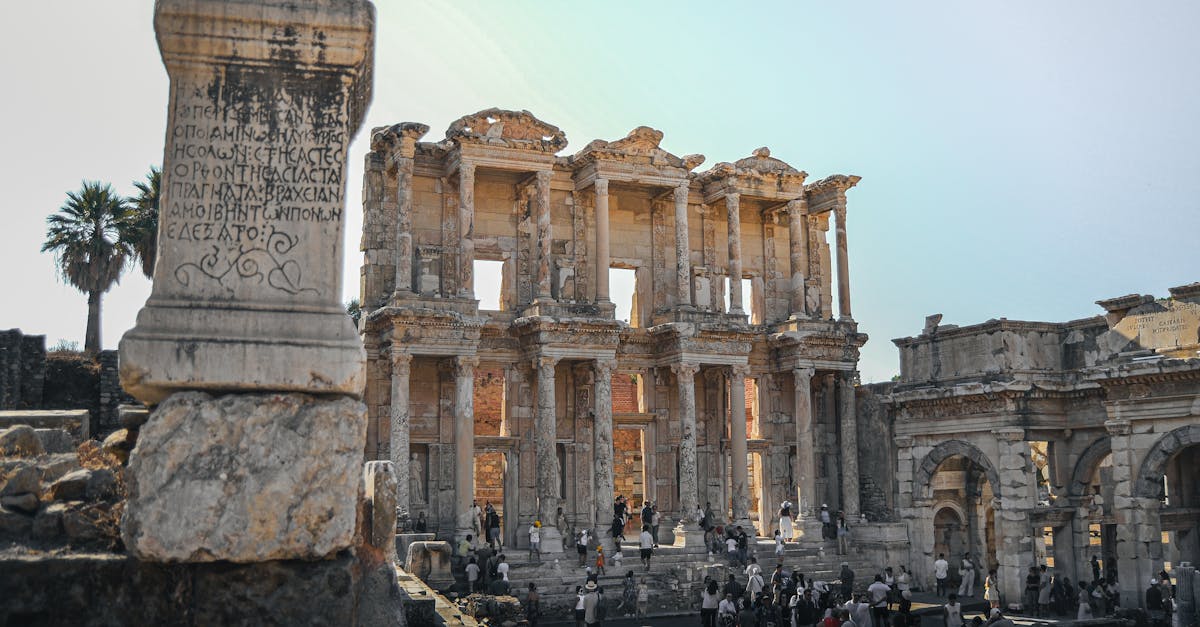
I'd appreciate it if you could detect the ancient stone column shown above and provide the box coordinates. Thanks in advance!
[793,367,816,518]
[834,205,852,320]
[454,356,477,540]
[726,193,744,315]
[991,427,1036,604]
[729,364,752,529]
[392,123,428,295]
[674,182,692,307]
[595,178,611,303]
[119,0,373,563]
[535,170,553,301]
[459,161,476,299]
[390,350,413,514]
[592,359,617,531]
[787,199,810,318]
[534,355,563,552]
[672,362,701,521]
[838,370,861,516]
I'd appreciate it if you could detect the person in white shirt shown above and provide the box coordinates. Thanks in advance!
[576,528,590,566]
[528,521,541,563]
[639,525,655,571]
[745,557,762,580]
[868,574,892,627]
[959,554,976,597]
[934,553,950,596]
[841,609,859,627]
[775,529,786,556]
[726,536,738,564]
[465,557,481,592]
[496,554,510,581]
[943,593,964,627]
[718,593,739,619]
[843,596,871,627]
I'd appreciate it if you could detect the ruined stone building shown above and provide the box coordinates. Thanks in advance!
[860,285,1200,605]
[358,108,867,551]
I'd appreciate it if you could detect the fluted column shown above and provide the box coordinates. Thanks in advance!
[459,162,476,299]
[592,359,617,531]
[672,362,701,520]
[393,125,426,294]
[595,178,611,303]
[838,370,860,516]
[534,355,562,552]
[786,199,809,317]
[673,182,692,306]
[729,364,751,527]
[834,205,851,319]
[726,193,744,315]
[535,170,553,300]
[390,350,413,514]
[454,356,478,538]
[793,367,815,518]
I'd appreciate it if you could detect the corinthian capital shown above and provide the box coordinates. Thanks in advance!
[670,362,700,379]
[454,355,478,377]
[593,358,618,378]
[730,364,752,379]
[390,348,413,373]
[535,355,559,378]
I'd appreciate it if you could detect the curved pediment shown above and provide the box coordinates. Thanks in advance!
[445,108,567,153]
[571,126,704,171]
[698,147,807,187]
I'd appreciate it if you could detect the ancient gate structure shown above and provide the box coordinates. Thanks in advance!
[358,109,867,550]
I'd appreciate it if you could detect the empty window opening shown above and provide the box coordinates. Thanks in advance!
[474,260,504,311]
[610,267,637,326]
[723,277,755,319]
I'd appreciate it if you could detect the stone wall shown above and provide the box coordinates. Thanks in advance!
[857,382,896,522]
[0,329,46,410]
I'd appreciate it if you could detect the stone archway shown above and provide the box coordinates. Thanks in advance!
[1134,424,1200,498]
[1069,436,1111,497]
[913,439,1003,500]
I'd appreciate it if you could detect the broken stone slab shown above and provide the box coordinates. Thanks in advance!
[0,425,44,457]
[1,462,41,497]
[363,460,398,557]
[35,429,76,454]
[1,493,38,514]
[405,540,455,591]
[123,391,367,562]
[0,410,90,440]
[32,502,67,540]
[48,469,91,501]
[39,454,81,484]
[63,506,106,543]
[101,428,134,465]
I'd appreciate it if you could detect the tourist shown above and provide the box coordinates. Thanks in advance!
[524,582,541,627]
[819,505,832,539]
[458,534,474,560]
[943,593,964,627]
[736,525,751,565]
[484,550,500,585]
[496,553,509,581]
[636,576,650,620]
[775,529,786,556]
[727,532,740,565]
[574,585,587,627]
[1023,566,1040,616]
[485,502,501,550]
[794,587,819,627]
[748,565,766,605]
[413,511,427,533]
[839,562,855,601]
[639,524,654,571]
[958,553,976,597]
[718,592,739,623]
[577,527,591,566]
[650,502,661,547]
[1076,581,1093,620]
[742,595,762,627]
[1090,554,1101,583]
[1036,564,1051,616]
[556,506,571,551]
[614,494,628,527]
[527,521,541,563]
[724,573,745,605]
[837,516,850,555]
[595,544,606,576]
[701,579,722,627]
[882,567,896,608]
[983,569,999,609]
[868,574,892,627]
[933,553,949,597]
[987,608,1015,627]
[1146,578,1165,624]
[488,574,510,596]
[610,512,626,545]
[583,581,601,627]
[469,500,483,546]
[780,499,794,542]
[617,570,636,616]
[611,542,623,570]
[640,500,653,542]
[1056,576,1073,616]
[746,556,762,580]
[465,557,480,592]
[844,595,871,627]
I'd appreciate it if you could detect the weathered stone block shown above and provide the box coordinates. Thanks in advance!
[0,425,44,457]
[34,429,74,454]
[32,502,66,540]
[363,460,397,554]
[123,391,367,562]
[1,493,38,513]
[1,462,41,497]
[48,469,91,501]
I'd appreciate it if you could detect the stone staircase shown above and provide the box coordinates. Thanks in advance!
[455,536,879,620]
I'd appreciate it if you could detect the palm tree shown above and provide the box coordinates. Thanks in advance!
[41,181,133,355]
[127,166,160,278]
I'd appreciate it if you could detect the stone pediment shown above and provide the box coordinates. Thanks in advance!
[445,108,567,153]
[571,126,705,172]
[699,147,808,184]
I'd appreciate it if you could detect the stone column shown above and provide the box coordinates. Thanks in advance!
[392,123,428,295]
[674,182,692,307]
[787,199,809,318]
[992,427,1036,606]
[535,170,553,301]
[793,367,816,518]
[671,362,703,549]
[595,178,611,303]
[119,0,373,563]
[458,161,476,299]
[534,355,563,552]
[838,370,861,516]
[390,350,413,514]
[729,364,752,529]
[726,193,744,315]
[834,205,852,320]
[593,359,617,531]
[1107,419,1158,606]
[453,356,477,540]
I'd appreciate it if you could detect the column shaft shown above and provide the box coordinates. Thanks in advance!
[672,362,701,520]
[726,193,744,314]
[534,356,561,545]
[391,351,413,513]
[838,370,860,516]
[459,162,476,299]
[787,199,809,317]
[592,359,616,531]
[595,179,611,302]
[674,183,692,306]
[454,356,477,538]
[834,206,851,319]
[729,365,751,526]
[393,134,420,294]
[535,170,553,300]
[793,367,816,518]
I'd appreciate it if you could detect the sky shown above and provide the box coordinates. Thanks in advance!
[1,1,1197,383]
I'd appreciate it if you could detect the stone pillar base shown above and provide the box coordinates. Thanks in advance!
[673,523,707,553]
[795,519,826,543]
[538,527,564,554]
[122,392,367,562]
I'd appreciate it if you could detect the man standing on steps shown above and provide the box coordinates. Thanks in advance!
[639,524,654,571]
[528,521,541,563]
[934,553,950,597]
[582,581,601,627]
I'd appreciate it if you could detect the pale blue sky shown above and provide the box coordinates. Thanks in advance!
[1,1,1197,382]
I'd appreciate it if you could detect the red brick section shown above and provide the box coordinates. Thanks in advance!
[612,372,638,412]
[473,368,504,436]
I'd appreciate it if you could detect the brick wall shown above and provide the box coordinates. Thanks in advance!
[474,368,504,436]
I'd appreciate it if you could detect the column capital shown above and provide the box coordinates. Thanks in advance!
[991,427,1026,442]
[535,355,560,376]
[459,160,476,179]
[839,370,858,384]
[390,349,413,371]
[454,355,478,376]
[593,358,618,377]
[729,364,752,379]
[793,367,815,386]
[725,191,740,206]
[594,177,609,194]
[834,204,847,221]
[535,169,553,185]
[894,435,914,448]
[787,197,808,215]
[670,362,700,379]
[1104,419,1132,436]
[674,181,691,199]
